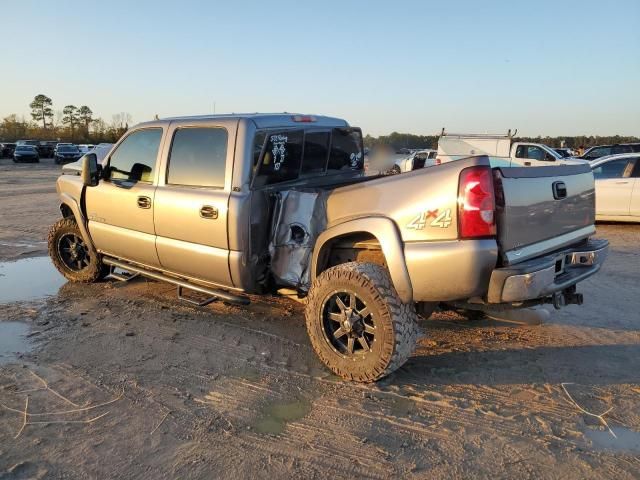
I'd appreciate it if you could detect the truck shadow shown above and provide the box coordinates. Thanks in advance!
[395,343,640,387]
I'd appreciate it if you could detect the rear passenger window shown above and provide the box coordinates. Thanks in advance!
[301,131,330,174]
[167,127,228,188]
[585,147,611,159]
[108,128,162,183]
[327,128,363,173]
[613,145,632,154]
[254,130,303,187]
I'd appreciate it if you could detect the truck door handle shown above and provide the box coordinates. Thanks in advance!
[524,161,531,166]
[199,205,218,219]
[137,196,152,209]
[615,181,630,184]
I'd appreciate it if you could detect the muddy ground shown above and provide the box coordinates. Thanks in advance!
[0,158,639,479]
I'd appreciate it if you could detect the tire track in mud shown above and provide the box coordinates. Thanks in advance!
[48,336,640,479]
[196,386,399,478]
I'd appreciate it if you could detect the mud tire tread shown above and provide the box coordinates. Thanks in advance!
[48,218,106,283]
[305,262,420,382]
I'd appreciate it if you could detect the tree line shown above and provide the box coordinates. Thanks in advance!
[3,95,637,149]
[364,132,640,150]
[0,94,133,143]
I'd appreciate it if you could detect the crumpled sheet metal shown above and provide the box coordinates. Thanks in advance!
[269,189,327,290]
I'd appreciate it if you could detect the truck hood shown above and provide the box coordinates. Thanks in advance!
[558,158,590,166]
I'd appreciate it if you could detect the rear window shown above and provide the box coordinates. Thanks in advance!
[254,130,304,187]
[301,131,330,174]
[328,129,363,172]
[253,127,363,187]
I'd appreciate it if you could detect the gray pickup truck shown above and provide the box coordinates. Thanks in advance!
[48,113,608,382]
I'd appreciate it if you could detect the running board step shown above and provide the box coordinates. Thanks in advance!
[102,257,250,306]
[106,267,140,282]
[177,285,217,307]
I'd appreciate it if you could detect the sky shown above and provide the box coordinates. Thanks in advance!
[2,0,639,137]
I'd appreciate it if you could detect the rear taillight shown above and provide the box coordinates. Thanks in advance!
[458,166,496,239]
[435,158,442,165]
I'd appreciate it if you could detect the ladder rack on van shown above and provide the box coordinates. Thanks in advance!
[439,128,517,139]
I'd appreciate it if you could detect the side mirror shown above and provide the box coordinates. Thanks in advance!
[81,153,99,187]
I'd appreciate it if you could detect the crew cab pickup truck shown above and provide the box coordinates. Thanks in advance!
[48,113,608,382]
[436,131,588,168]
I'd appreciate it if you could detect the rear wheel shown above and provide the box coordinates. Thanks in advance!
[48,218,108,282]
[305,262,419,382]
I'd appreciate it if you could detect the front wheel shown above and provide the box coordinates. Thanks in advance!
[305,262,420,382]
[48,218,108,282]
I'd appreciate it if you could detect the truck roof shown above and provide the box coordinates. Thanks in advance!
[144,113,349,129]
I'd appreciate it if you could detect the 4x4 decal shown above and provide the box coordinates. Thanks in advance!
[407,209,452,229]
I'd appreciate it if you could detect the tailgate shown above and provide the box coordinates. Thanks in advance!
[494,164,595,265]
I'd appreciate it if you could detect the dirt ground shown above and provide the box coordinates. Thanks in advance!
[0,158,639,479]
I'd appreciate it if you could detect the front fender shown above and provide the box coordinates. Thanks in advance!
[59,192,95,251]
[311,216,413,303]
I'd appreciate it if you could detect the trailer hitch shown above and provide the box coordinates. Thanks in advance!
[552,287,584,310]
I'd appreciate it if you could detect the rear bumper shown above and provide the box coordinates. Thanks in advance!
[487,238,609,303]
[405,239,499,302]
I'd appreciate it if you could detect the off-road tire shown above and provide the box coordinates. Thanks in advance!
[305,262,420,382]
[48,218,108,283]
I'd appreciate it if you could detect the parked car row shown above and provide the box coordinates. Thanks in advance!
[369,131,640,223]
[577,143,640,161]
[0,140,112,164]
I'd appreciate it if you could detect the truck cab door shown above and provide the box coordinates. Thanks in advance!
[513,144,554,167]
[85,127,164,267]
[153,121,235,287]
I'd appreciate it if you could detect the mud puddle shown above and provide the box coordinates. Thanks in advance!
[253,398,312,435]
[0,256,65,303]
[585,427,640,453]
[0,322,31,364]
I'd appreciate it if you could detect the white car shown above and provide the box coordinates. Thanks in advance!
[592,153,640,222]
[391,149,437,173]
